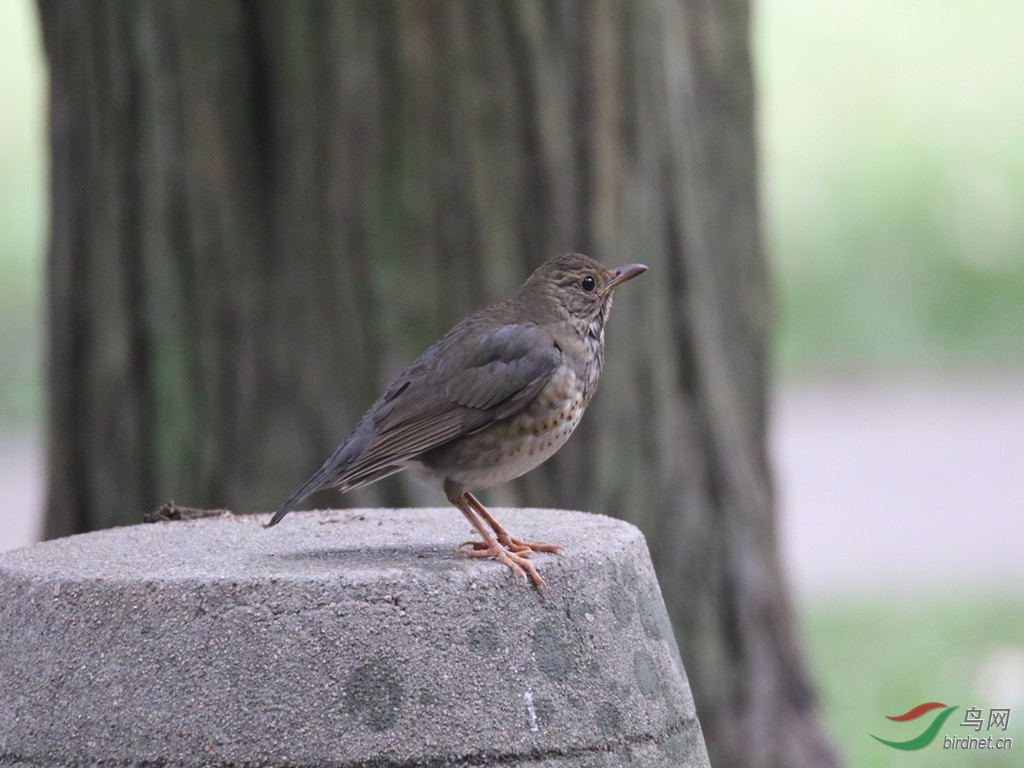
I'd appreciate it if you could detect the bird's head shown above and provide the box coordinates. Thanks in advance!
[518,253,647,335]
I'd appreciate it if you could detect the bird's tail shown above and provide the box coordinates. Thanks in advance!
[264,464,335,528]
[265,413,409,528]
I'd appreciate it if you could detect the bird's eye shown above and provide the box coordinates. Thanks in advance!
[580,275,596,292]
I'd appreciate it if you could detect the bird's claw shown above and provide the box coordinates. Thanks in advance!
[459,535,562,555]
[461,542,546,588]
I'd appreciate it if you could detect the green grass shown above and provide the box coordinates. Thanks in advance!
[802,592,1024,767]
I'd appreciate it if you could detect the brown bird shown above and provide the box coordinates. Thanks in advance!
[267,253,646,587]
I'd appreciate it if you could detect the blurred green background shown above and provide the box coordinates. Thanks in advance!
[1,1,1021,765]
[758,0,1024,376]
[0,1,44,432]
[759,3,1023,764]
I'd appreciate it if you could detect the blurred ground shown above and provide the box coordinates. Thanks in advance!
[0,432,41,549]
[772,376,1024,599]
[3,377,1022,601]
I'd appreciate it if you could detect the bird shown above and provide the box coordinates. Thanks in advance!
[266,253,647,587]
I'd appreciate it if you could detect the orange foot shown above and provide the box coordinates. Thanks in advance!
[460,535,562,555]
[446,485,561,589]
[461,540,547,588]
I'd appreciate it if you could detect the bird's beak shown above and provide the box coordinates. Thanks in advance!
[601,263,648,296]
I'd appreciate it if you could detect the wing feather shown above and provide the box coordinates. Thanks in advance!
[338,323,559,486]
[268,321,561,523]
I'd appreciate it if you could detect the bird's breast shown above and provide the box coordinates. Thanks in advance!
[416,363,593,491]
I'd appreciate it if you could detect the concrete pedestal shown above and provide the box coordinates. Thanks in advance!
[0,508,709,767]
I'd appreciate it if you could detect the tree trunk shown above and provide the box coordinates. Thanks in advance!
[39,1,837,765]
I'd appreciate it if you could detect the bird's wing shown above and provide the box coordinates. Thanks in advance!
[439,323,562,417]
[267,323,561,523]
[340,323,561,481]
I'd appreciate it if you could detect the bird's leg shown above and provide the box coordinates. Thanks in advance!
[446,488,546,588]
[465,492,562,555]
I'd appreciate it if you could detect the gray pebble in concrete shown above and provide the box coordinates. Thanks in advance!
[0,507,709,767]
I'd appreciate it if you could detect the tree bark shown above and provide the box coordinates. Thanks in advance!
[39,1,837,765]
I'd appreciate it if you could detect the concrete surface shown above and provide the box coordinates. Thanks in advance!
[0,508,709,768]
